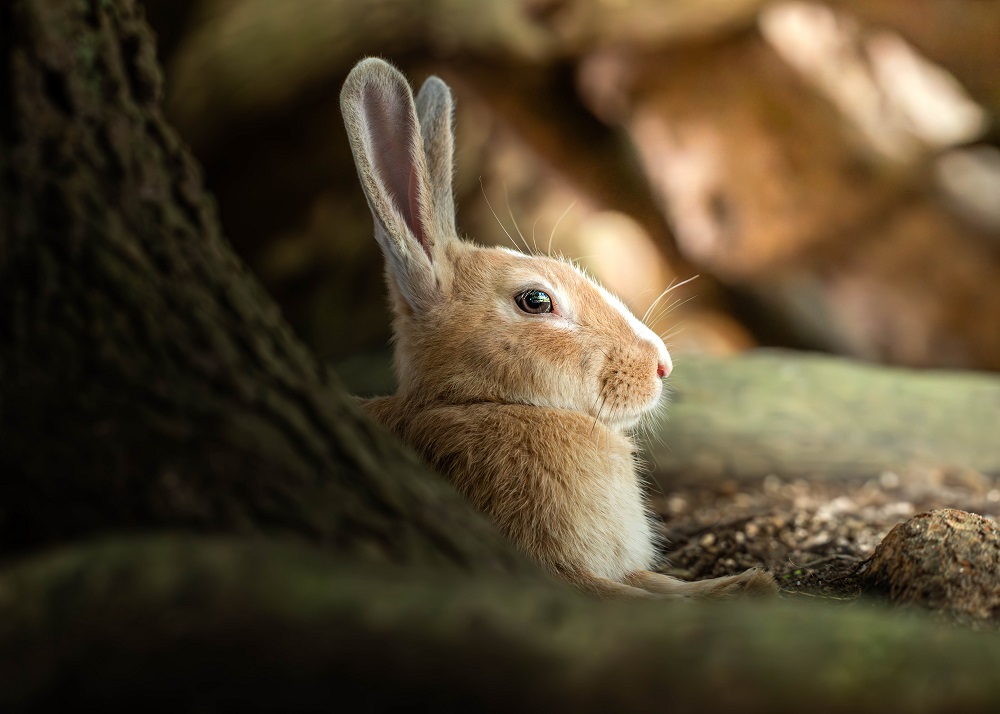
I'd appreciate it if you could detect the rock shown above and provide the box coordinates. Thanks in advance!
[860,509,1000,627]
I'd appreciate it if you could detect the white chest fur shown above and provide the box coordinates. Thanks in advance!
[559,431,658,581]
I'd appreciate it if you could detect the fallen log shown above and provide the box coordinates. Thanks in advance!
[3,534,1000,713]
[654,350,1000,485]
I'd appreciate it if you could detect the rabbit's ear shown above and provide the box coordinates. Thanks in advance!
[415,76,456,239]
[341,59,453,311]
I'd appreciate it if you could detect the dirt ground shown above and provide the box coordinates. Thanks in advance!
[651,468,1000,601]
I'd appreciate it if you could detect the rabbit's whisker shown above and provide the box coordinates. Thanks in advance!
[641,280,676,325]
[481,178,521,253]
[503,183,533,255]
[659,320,687,342]
[592,386,610,436]
[648,295,696,329]
[640,458,664,498]
[548,200,576,256]
[641,275,698,326]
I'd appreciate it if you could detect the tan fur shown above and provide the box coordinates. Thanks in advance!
[342,58,777,599]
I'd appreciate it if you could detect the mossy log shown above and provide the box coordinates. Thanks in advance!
[654,351,1000,485]
[4,534,1000,713]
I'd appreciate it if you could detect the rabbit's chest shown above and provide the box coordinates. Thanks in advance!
[403,403,658,579]
[567,458,657,581]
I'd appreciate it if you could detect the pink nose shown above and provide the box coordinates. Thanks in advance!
[657,362,671,379]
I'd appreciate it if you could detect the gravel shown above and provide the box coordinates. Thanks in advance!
[650,467,1000,598]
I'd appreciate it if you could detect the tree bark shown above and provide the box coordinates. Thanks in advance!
[0,0,528,574]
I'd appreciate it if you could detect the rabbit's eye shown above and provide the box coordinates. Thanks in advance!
[515,289,553,314]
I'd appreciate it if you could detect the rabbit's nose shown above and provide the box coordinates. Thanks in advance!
[657,361,672,379]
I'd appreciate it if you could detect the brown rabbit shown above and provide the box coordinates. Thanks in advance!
[340,58,776,599]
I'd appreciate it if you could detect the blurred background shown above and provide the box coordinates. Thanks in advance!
[144,0,1000,372]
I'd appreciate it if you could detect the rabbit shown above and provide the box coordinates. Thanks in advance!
[340,57,777,599]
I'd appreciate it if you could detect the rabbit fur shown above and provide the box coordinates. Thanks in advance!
[341,58,776,599]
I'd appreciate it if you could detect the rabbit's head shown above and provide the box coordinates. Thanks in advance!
[341,59,671,432]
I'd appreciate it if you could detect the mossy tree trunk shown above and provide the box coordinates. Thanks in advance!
[3,2,1000,711]
[0,0,527,573]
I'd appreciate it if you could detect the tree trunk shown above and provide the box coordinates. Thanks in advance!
[0,0,528,574]
[4,1,1000,711]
